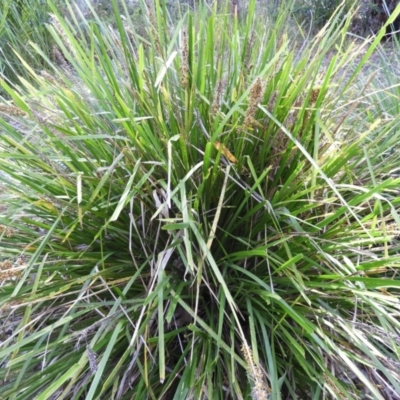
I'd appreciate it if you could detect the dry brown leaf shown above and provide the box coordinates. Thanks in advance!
[214,141,238,164]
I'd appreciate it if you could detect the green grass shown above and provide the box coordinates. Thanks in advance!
[1,0,400,399]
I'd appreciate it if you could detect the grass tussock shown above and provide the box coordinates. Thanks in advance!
[1,0,400,399]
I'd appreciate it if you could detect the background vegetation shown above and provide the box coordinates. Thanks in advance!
[0,0,53,91]
[1,0,400,399]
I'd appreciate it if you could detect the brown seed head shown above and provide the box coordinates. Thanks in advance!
[0,225,14,237]
[0,260,13,270]
[0,104,27,117]
[52,46,69,70]
[147,8,162,55]
[244,77,265,128]
[211,80,225,116]
[0,260,24,282]
[310,87,321,104]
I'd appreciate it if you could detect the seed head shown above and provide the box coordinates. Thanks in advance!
[0,225,14,237]
[211,80,225,116]
[0,260,24,282]
[241,342,270,400]
[147,8,162,56]
[180,30,189,88]
[310,87,321,104]
[52,46,69,70]
[244,77,265,128]
[0,104,27,117]
[40,70,58,86]
[50,14,74,56]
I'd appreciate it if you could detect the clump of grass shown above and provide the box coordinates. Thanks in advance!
[0,0,400,399]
